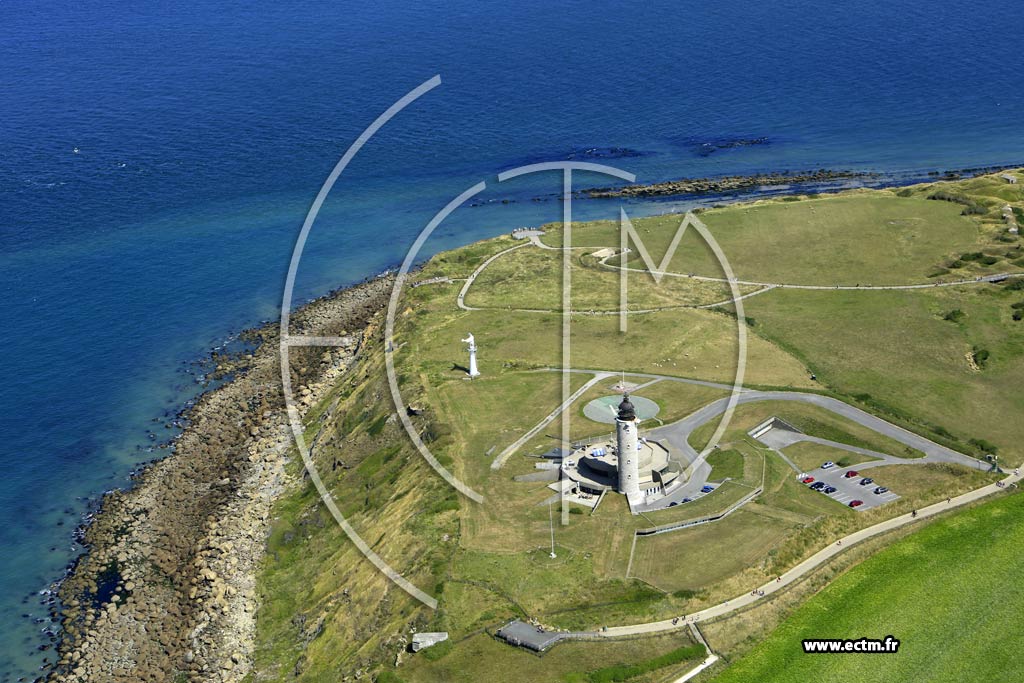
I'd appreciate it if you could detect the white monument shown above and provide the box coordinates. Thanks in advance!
[462,333,480,378]
[615,393,641,503]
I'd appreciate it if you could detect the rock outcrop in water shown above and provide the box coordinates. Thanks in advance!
[584,169,867,198]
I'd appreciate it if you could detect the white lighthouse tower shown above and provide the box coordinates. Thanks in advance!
[615,393,641,503]
[462,333,480,378]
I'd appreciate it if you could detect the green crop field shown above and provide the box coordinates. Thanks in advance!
[710,491,1024,683]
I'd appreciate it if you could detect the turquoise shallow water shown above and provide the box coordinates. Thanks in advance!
[2,0,1024,679]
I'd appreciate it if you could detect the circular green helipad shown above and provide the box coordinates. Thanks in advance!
[582,395,660,424]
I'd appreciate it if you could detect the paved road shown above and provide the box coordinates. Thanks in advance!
[665,390,981,469]
[633,388,980,511]
[755,427,987,510]
[506,370,983,512]
[762,429,975,472]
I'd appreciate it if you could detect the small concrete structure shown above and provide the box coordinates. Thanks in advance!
[1000,173,1018,184]
[749,416,805,450]
[540,446,572,460]
[495,620,573,652]
[410,632,449,652]
[411,275,451,288]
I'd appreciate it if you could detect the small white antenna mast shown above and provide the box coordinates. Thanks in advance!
[548,501,557,559]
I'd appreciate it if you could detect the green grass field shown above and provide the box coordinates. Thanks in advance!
[253,172,1024,683]
[398,303,813,390]
[745,286,1024,463]
[783,441,881,472]
[630,510,797,593]
[688,400,925,459]
[395,630,703,683]
[466,246,750,311]
[707,449,746,480]
[710,491,1024,683]
[541,193,984,285]
[865,462,993,508]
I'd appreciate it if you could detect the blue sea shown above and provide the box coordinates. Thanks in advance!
[2,0,1024,678]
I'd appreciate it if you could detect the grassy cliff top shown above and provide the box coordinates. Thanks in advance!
[255,170,1024,683]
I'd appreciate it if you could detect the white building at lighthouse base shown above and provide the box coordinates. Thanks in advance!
[557,393,682,513]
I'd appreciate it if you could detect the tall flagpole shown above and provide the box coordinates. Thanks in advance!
[548,501,557,559]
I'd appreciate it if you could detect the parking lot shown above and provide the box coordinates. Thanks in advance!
[799,464,900,511]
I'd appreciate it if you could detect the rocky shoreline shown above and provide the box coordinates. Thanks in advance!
[45,274,395,683]
[583,169,872,198]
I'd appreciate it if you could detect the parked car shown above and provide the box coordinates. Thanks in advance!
[801,476,815,484]
[844,470,859,478]
[823,486,837,494]
[701,485,715,493]
[810,481,826,490]
[873,486,889,495]
[859,477,874,486]
[849,500,864,508]
[821,461,835,469]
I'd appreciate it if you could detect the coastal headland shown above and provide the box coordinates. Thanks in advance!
[41,166,1024,683]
